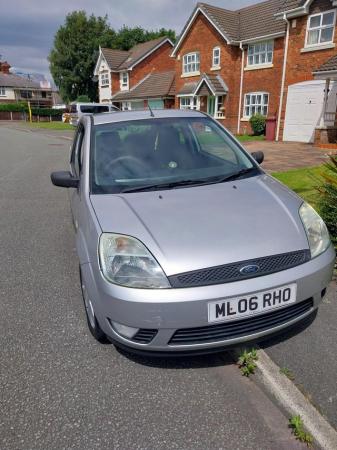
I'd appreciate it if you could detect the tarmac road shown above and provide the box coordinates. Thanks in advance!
[0,124,314,450]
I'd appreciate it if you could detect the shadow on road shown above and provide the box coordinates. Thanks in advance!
[115,346,235,369]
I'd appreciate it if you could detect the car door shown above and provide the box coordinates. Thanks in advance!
[69,123,85,232]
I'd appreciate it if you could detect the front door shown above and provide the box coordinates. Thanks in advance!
[207,96,215,116]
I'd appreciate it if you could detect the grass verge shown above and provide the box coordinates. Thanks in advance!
[236,134,265,142]
[272,165,327,210]
[23,122,74,131]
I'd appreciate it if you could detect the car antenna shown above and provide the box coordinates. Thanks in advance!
[148,104,155,117]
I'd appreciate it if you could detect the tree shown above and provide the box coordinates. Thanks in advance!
[76,95,91,102]
[49,11,176,102]
[113,26,176,51]
[49,11,116,102]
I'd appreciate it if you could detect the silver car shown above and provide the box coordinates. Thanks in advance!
[51,110,335,354]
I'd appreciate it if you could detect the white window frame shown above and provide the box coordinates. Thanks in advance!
[305,9,336,48]
[121,101,131,111]
[212,47,221,68]
[100,73,110,87]
[215,95,225,118]
[243,92,269,119]
[182,52,200,75]
[120,72,129,91]
[179,96,199,110]
[0,87,5,96]
[247,41,273,67]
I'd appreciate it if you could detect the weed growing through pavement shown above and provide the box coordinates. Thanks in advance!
[280,367,295,380]
[289,415,313,447]
[238,349,258,377]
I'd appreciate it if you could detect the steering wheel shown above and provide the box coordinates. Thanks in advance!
[104,155,149,176]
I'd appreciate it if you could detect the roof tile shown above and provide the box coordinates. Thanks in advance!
[112,71,175,100]
[0,72,40,89]
[102,36,171,71]
[315,54,337,73]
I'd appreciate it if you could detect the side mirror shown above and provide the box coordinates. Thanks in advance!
[251,151,264,164]
[51,171,79,188]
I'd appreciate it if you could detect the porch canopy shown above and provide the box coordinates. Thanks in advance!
[313,55,337,127]
[177,73,228,97]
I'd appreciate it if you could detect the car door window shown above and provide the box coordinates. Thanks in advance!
[71,125,85,177]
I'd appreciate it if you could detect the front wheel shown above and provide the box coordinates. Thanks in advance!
[79,267,109,344]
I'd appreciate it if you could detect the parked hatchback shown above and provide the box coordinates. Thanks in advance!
[51,110,335,354]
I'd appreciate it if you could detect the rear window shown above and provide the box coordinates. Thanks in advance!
[80,105,109,113]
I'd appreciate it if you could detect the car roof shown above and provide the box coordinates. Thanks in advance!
[92,109,206,125]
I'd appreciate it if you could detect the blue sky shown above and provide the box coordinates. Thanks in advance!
[0,0,260,80]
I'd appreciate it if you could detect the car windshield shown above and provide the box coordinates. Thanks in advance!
[90,117,258,194]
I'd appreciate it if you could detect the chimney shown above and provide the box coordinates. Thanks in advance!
[0,61,11,74]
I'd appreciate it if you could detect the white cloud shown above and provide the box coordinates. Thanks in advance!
[0,0,260,78]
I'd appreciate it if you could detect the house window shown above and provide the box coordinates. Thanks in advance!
[212,47,221,68]
[179,96,199,110]
[183,53,200,74]
[100,73,110,87]
[122,101,131,111]
[244,93,269,118]
[20,90,32,99]
[0,87,5,96]
[306,10,336,46]
[120,72,129,90]
[247,41,273,66]
[215,95,225,118]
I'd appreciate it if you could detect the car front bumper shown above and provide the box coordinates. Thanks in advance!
[81,245,335,352]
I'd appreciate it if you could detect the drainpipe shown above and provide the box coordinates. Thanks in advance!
[237,42,245,134]
[276,14,290,141]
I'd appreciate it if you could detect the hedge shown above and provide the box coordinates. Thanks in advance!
[0,102,64,116]
[0,102,27,112]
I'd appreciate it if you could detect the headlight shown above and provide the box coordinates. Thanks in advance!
[99,233,170,289]
[299,203,330,258]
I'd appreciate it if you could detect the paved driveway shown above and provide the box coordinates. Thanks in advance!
[0,125,305,450]
[244,140,330,172]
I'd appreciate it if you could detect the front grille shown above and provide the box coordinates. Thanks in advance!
[132,329,158,344]
[169,250,310,288]
[169,298,313,346]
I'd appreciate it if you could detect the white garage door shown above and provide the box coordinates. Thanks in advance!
[283,80,337,143]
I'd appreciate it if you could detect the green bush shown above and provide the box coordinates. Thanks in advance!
[76,95,91,103]
[0,102,28,112]
[0,103,63,116]
[318,154,337,245]
[249,114,266,136]
[31,108,63,116]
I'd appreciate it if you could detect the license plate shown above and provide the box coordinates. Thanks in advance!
[208,283,297,323]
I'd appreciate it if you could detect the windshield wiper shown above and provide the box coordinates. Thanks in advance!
[120,179,207,193]
[216,167,256,183]
[120,168,257,193]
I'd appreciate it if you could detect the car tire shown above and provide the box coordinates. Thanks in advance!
[79,267,110,344]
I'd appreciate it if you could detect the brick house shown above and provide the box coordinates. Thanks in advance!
[0,60,53,107]
[94,37,175,110]
[171,0,337,143]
